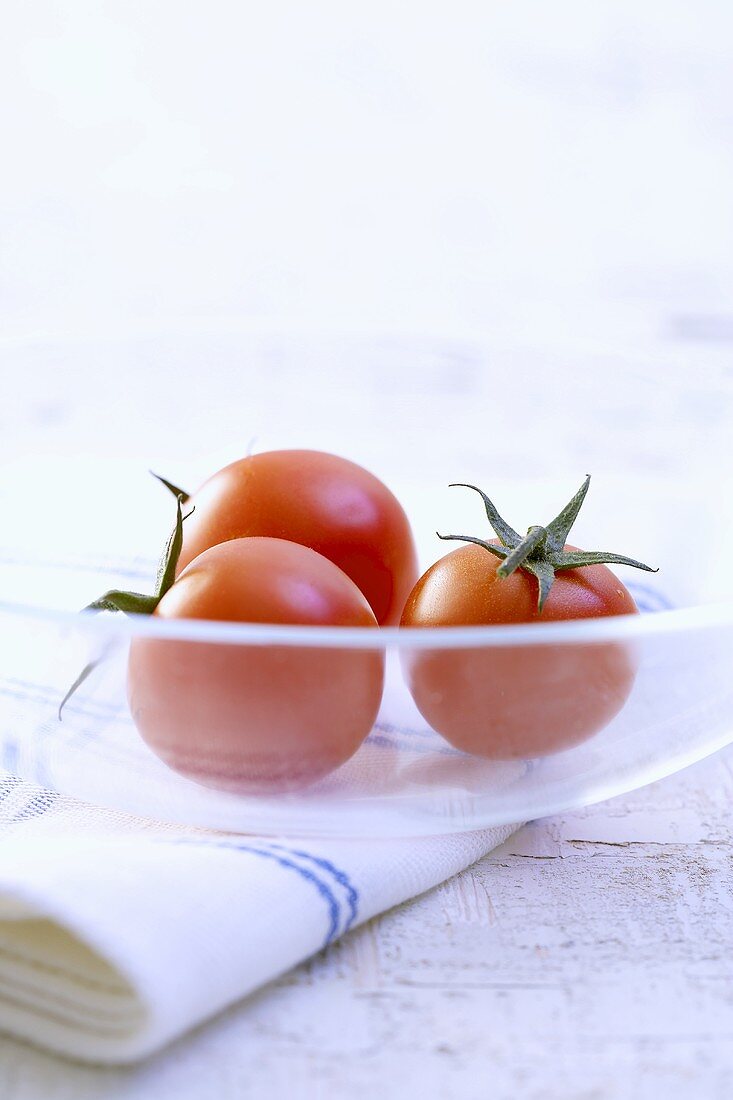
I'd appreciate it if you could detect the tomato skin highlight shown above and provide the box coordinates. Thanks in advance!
[400,542,638,758]
[127,538,385,793]
[175,450,418,626]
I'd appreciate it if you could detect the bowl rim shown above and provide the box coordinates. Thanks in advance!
[1,594,732,649]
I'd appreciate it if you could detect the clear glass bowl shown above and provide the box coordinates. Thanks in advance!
[1,327,731,835]
[0,562,730,836]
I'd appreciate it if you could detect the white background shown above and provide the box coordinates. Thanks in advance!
[2,2,733,345]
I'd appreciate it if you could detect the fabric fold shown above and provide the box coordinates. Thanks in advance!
[0,778,517,1062]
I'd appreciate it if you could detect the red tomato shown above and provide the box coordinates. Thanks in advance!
[173,450,418,626]
[400,542,638,759]
[128,538,385,793]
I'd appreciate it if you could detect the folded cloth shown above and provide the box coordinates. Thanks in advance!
[0,773,517,1063]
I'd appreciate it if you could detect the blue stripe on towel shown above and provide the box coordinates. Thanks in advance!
[264,843,359,931]
[0,677,452,763]
[165,837,343,948]
[2,739,19,775]
[2,676,121,718]
[625,581,674,613]
[0,551,155,582]
[0,775,59,827]
[367,730,461,757]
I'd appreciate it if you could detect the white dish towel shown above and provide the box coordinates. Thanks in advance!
[0,774,517,1064]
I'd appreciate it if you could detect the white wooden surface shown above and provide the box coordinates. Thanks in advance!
[0,747,732,1098]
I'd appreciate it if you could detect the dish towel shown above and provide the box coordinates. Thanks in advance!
[0,772,517,1064]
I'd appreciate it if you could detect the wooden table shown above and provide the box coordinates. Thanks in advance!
[1,744,731,1098]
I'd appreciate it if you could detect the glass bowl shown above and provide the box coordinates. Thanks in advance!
[1,327,731,836]
[0,542,731,837]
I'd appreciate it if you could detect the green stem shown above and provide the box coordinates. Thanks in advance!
[60,494,192,717]
[150,471,191,504]
[496,526,547,579]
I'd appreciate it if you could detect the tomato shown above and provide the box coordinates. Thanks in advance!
[127,537,385,793]
[170,450,418,626]
[400,541,638,758]
[399,479,656,759]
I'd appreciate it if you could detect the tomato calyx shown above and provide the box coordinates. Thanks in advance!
[58,496,193,718]
[85,494,193,616]
[150,470,191,504]
[437,476,657,613]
